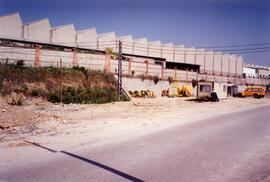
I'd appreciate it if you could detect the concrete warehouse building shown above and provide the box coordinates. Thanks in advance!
[0,12,269,98]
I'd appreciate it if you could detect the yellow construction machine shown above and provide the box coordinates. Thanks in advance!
[161,71,192,97]
[129,90,155,98]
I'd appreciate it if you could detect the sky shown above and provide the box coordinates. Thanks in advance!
[0,0,269,66]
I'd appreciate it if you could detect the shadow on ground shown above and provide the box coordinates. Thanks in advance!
[23,140,144,182]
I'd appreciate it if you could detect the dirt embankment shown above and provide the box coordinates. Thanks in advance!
[0,63,130,131]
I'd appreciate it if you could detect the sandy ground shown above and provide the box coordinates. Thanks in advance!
[0,96,270,165]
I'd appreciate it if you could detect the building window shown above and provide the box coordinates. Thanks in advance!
[200,85,212,93]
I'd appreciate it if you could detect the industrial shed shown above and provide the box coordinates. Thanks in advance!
[0,12,268,87]
[76,28,97,49]
[22,19,51,43]
[50,24,76,46]
[0,13,22,39]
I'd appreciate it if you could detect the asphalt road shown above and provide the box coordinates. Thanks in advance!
[1,105,270,182]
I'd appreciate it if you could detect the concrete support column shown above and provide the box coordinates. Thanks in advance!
[72,49,78,67]
[174,67,177,80]
[128,58,131,75]
[34,45,41,67]
[145,60,149,75]
[104,53,111,73]
[203,55,206,73]
[186,69,188,83]
[161,64,164,79]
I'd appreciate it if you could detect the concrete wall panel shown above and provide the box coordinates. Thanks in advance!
[0,46,35,66]
[98,32,117,52]
[221,54,229,75]
[205,51,214,74]
[229,54,237,75]
[174,45,185,63]
[185,47,195,64]
[117,35,133,54]
[23,19,51,43]
[0,13,22,39]
[162,43,173,61]
[148,40,161,58]
[76,28,97,49]
[133,38,148,57]
[40,49,73,67]
[236,56,243,75]
[195,49,205,72]
[213,52,222,74]
[50,24,76,47]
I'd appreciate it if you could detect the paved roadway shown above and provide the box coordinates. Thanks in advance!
[1,105,270,182]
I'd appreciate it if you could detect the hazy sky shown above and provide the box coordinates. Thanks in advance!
[0,0,269,66]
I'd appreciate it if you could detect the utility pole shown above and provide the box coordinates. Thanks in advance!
[118,41,122,100]
[60,58,63,104]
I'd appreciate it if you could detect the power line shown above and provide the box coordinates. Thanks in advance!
[121,40,270,49]
[197,42,270,49]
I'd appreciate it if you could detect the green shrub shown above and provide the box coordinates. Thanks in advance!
[72,66,87,74]
[47,92,61,103]
[63,92,73,104]
[44,66,58,73]
[30,89,39,97]
[16,60,25,68]
[0,63,124,104]
[20,84,28,93]
[104,47,113,54]
[10,94,24,106]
